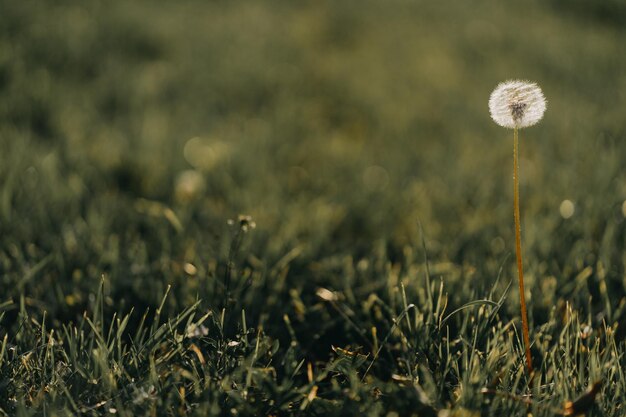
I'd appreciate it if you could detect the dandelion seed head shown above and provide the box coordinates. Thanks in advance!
[489,80,546,129]
[228,214,256,232]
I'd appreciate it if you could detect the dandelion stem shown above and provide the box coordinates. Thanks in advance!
[513,126,533,374]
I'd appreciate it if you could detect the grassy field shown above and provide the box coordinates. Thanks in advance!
[1,0,626,415]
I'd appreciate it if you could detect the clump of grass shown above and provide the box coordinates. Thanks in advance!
[489,80,547,375]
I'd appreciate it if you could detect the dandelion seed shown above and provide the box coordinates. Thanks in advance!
[186,324,209,338]
[489,80,546,129]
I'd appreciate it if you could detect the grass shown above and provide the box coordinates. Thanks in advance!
[1,0,626,415]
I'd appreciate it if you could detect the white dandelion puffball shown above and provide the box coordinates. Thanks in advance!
[489,80,546,129]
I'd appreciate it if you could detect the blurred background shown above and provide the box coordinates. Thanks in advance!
[1,0,625,324]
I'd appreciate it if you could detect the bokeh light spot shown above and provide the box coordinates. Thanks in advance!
[559,199,575,219]
[175,170,205,203]
[183,137,230,170]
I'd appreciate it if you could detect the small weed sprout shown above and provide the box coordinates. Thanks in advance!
[489,80,546,374]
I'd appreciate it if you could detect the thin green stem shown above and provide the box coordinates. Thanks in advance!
[513,127,533,375]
